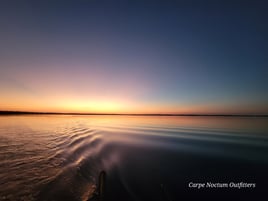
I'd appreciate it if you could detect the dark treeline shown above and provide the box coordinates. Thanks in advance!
[0,111,267,117]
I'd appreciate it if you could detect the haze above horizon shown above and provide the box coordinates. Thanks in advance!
[0,1,267,114]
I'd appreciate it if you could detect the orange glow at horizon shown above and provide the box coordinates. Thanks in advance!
[1,96,267,114]
[0,1,267,116]
[1,69,267,115]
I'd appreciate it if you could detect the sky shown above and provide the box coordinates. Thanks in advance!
[0,0,267,114]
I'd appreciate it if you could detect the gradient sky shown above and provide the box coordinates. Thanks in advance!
[0,0,267,114]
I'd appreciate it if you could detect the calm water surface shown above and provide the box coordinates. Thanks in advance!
[0,115,268,201]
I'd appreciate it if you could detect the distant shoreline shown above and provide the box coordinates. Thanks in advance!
[0,111,267,117]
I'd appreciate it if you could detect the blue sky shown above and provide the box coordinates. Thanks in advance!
[0,0,267,114]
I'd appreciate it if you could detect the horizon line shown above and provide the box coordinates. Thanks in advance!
[0,110,267,117]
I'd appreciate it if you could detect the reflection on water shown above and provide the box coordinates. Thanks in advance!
[0,115,267,201]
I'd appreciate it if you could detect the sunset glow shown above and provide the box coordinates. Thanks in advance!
[0,1,267,114]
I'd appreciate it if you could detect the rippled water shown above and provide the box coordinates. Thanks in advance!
[0,115,268,201]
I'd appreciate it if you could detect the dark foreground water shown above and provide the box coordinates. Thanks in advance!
[0,115,268,201]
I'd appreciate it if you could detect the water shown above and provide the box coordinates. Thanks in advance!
[0,115,267,201]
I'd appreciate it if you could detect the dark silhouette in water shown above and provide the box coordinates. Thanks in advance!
[1,115,267,201]
[88,171,106,201]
